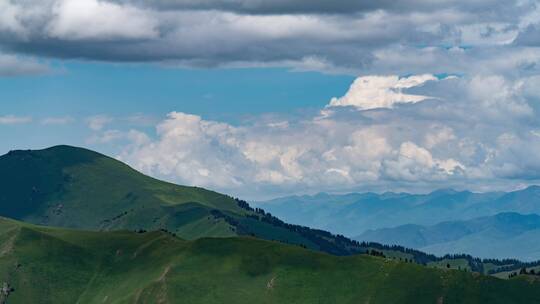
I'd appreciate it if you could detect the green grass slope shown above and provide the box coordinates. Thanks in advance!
[0,217,539,304]
[0,146,353,255]
[0,145,247,240]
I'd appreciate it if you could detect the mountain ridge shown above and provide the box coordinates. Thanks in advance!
[255,187,540,237]
[356,212,540,261]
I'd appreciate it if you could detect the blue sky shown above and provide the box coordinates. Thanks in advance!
[0,62,352,119]
[0,62,352,155]
[2,0,540,199]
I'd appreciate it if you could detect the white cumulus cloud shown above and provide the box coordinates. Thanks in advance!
[328,74,438,110]
[86,115,113,131]
[112,72,540,198]
[47,0,159,41]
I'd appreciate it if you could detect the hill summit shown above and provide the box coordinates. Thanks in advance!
[0,145,246,239]
[0,145,364,255]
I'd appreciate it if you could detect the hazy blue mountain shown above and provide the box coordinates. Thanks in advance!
[357,213,540,261]
[254,187,540,237]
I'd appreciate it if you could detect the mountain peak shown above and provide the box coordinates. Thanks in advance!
[7,144,92,154]
[4,145,106,166]
[0,145,247,234]
[429,188,459,196]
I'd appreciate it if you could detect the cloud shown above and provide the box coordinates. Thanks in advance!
[514,24,540,46]
[0,53,50,76]
[0,1,27,36]
[382,141,464,182]
[424,126,456,149]
[467,75,533,117]
[86,115,113,131]
[328,74,438,110]
[117,109,468,197]
[112,72,540,198]
[87,129,124,144]
[0,0,536,75]
[47,0,159,41]
[116,0,517,16]
[119,112,245,188]
[0,115,32,125]
[87,129,151,145]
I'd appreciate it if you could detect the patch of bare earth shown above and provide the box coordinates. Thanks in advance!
[156,265,171,304]
[266,276,276,291]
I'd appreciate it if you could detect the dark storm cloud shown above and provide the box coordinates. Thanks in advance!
[114,0,515,16]
[0,0,537,75]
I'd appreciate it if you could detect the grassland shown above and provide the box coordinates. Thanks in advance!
[0,217,539,304]
[0,145,244,235]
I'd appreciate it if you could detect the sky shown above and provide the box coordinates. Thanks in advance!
[1,0,540,199]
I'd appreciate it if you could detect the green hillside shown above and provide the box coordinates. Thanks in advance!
[0,145,246,239]
[1,217,539,304]
[0,146,358,255]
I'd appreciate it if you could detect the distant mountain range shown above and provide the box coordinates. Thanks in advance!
[255,187,540,236]
[357,212,540,261]
[255,187,540,260]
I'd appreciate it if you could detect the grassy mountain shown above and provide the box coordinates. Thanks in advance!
[1,217,540,304]
[0,146,367,256]
[0,145,245,239]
